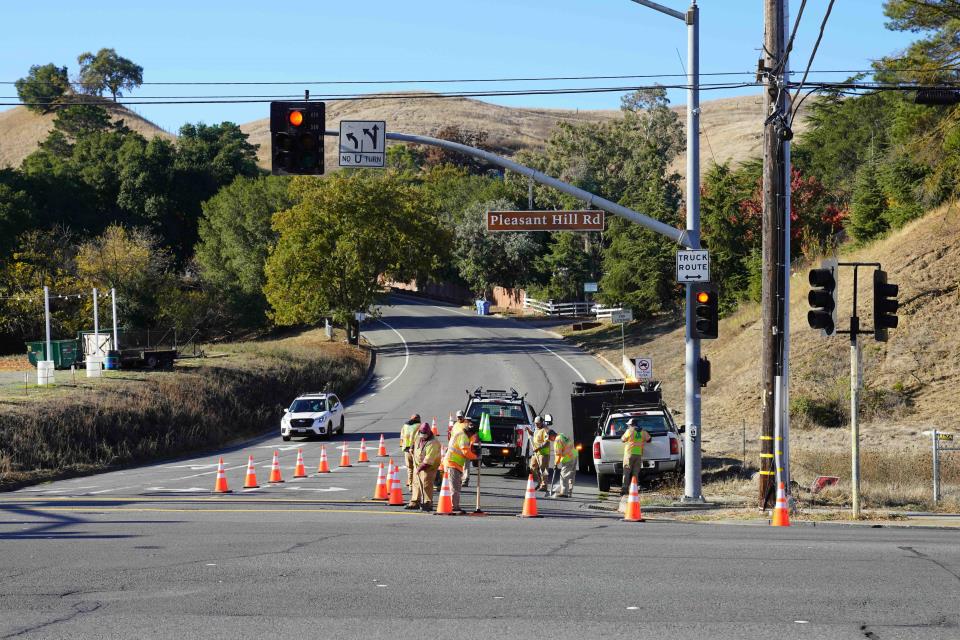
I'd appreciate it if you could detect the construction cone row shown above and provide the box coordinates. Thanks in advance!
[622,477,644,522]
[268,450,284,483]
[431,416,439,437]
[519,473,540,518]
[293,449,308,478]
[339,441,352,468]
[317,445,330,473]
[372,462,388,500]
[377,434,387,457]
[358,438,370,463]
[435,470,454,515]
[243,455,259,488]
[387,463,405,506]
[770,481,791,527]
[213,457,232,493]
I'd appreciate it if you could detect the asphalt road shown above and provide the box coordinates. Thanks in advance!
[3,297,958,638]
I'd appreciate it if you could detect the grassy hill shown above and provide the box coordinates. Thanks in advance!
[0,101,174,169]
[0,92,808,177]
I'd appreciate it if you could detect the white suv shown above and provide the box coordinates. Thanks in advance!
[280,393,345,441]
[592,409,682,492]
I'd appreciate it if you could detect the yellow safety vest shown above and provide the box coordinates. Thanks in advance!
[450,419,468,441]
[400,421,418,449]
[444,431,475,472]
[621,427,650,463]
[532,427,550,456]
[554,433,576,464]
[415,438,441,468]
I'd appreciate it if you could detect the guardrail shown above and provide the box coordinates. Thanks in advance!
[522,296,626,319]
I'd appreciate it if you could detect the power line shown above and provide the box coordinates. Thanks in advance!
[0,82,760,107]
[790,0,837,124]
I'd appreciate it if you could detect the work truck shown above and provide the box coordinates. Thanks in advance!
[570,379,682,491]
[463,387,550,474]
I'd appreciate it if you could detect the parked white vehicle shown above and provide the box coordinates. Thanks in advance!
[591,407,682,492]
[280,393,345,441]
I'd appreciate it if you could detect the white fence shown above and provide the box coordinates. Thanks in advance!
[523,295,626,319]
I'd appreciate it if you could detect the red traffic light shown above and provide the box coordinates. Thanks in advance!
[288,110,304,127]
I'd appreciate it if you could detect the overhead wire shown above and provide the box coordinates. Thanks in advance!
[790,0,837,125]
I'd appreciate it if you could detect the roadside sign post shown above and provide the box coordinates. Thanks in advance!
[925,430,957,505]
[610,308,633,365]
[339,120,386,168]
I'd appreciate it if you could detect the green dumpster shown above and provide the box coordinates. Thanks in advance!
[25,339,81,369]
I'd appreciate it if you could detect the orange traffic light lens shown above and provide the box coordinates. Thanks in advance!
[288,110,304,127]
[696,291,710,304]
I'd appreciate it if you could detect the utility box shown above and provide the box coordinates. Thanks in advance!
[79,331,114,358]
[25,339,81,369]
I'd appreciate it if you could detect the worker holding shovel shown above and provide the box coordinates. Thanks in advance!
[407,423,441,512]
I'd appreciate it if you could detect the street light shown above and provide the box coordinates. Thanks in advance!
[629,0,703,502]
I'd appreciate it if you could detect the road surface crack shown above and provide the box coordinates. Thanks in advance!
[545,532,592,556]
[2,600,101,639]
[898,546,960,583]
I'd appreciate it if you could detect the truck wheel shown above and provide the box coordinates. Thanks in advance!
[146,355,159,369]
[597,475,612,492]
[339,417,345,434]
[282,436,291,442]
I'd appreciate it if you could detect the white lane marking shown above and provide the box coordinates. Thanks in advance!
[375,317,409,391]
[285,486,347,493]
[162,464,218,470]
[145,487,208,493]
[539,345,586,382]
[171,466,245,481]
[87,487,133,495]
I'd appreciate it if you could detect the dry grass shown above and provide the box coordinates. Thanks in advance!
[0,329,368,489]
[0,99,174,169]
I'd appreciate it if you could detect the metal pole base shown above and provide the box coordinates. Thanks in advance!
[678,495,707,505]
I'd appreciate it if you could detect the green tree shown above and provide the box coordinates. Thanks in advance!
[77,48,143,101]
[848,158,889,242]
[0,169,38,257]
[264,172,447,327]
[699,163,753,311]
[531,232,595,302]
[196,175,292,327]
[52,104,116,139]
[453,198,542,297]
[14,64,70,113]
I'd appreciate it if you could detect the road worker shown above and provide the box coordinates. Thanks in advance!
[527,416,551,491]
[443,420,480,514]
[449,410,472,487]
[407,423,442,511]
[549,429,577,497]
[619,417,652,512]
[400,414,421,488]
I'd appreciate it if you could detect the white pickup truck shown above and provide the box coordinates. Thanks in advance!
[591,407,682,492]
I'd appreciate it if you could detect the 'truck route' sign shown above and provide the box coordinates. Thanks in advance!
[486,210,605,232]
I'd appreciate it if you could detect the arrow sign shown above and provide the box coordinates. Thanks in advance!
[340,120,386,168]
[346,132,359,149]
[676,250,710,283]
[363,125,379,149]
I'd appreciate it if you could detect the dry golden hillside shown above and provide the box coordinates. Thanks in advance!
[566,202,960,458]
[2,93,806,179]
[0,102,173,169]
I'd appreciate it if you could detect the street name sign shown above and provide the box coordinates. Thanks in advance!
[584,282,598,293]
[486,210,605,232]
[635,357,653,380]
[339,120,386,167]
[676,249,710,283]
[610,308,633,324]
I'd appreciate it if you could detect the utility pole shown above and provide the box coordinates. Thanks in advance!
[760,0,788,509]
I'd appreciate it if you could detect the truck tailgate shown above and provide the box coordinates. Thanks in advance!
[599,435,672,461]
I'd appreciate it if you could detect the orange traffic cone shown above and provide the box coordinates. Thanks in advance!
[243,455,259,489]
[293,449,307,478]
[372,462,388,500]
[771,481,791,527]
[358,438,370,463]
[432,417,439,437]
[435,470,454,515]
[388,464,405,506]
[447,414,454,440]
[377,434,387,457]
[339,441,352,468]
[268,450,284,483]
[213,457,231,493]
[317,445,330,473]
[519,473,541,518]
[623,477,644,522]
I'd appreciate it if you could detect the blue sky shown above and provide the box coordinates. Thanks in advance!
[0,1,917,133]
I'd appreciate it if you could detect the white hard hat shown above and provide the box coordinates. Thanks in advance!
[534,416,543,425]
[456,410,464,418]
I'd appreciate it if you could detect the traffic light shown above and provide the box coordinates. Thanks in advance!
[270,101,325,175]
[807,259,837,336]
[690,283,718,340]
[873,269,899,342]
